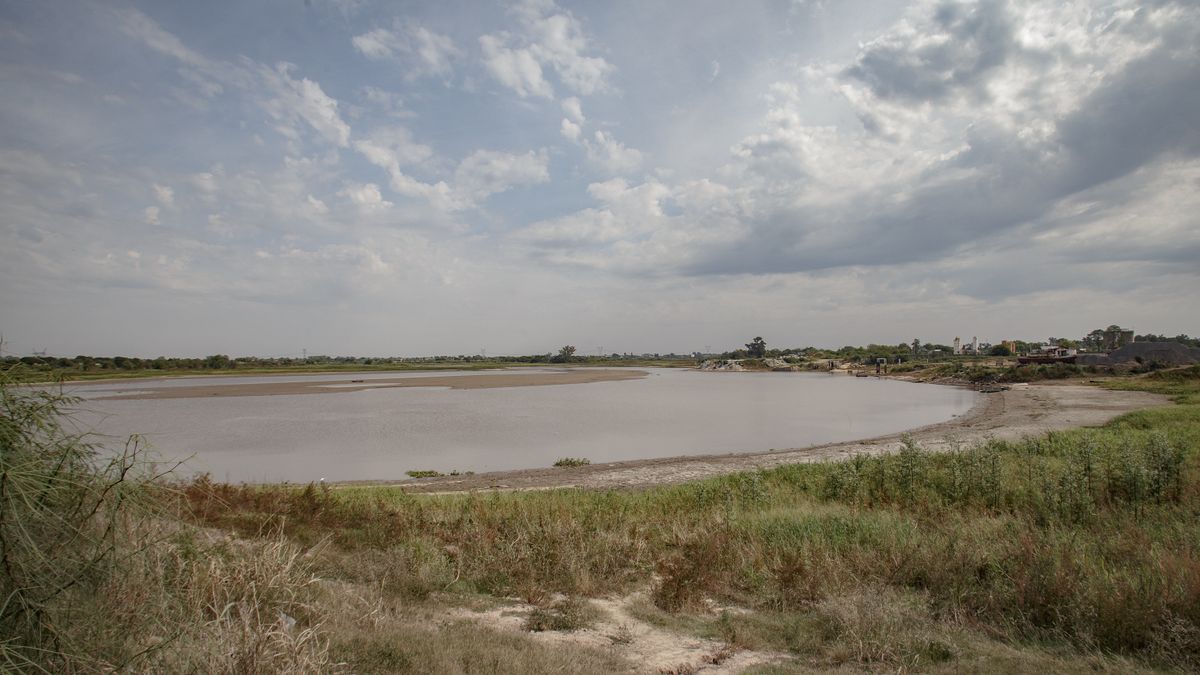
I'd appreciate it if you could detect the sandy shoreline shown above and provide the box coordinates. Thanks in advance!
[88,368,649,400]
[371,381,1169,494]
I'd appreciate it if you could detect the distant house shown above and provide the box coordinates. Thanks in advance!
[1018,344,1078,364]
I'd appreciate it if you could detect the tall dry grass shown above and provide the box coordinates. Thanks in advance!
[0,367,330,672]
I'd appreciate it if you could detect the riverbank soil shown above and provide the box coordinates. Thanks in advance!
[385,382,1168,493]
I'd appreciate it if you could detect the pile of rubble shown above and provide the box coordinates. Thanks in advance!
[1076,342,1200,367]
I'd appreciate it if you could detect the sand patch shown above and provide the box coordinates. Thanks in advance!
[444,591,788,674]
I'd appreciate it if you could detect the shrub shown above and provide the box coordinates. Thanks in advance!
[553,457,591,467]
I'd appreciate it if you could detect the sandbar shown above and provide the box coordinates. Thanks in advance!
[93,369,648,400]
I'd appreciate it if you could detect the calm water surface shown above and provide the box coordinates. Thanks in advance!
[70,368,977,483]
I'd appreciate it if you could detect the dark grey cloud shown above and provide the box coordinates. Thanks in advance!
[843,0,1013,102]
[685,3,1200,286]
[1054,30,1200,193]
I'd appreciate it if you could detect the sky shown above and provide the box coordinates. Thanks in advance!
[1,0,1198,358]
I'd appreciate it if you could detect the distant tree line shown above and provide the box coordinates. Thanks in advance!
[1132,333,1200,348]
[0,350,698,374]
[7,326,1195,374]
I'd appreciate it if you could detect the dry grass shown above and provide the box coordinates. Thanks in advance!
[0,369,331,672]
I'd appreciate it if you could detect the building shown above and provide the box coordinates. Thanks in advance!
[1018,343,1078,364]
[953,337,962,355]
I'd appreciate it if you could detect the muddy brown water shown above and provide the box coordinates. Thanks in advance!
[67,368,977,483]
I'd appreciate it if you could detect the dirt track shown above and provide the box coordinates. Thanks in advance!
[388,382,1169,494]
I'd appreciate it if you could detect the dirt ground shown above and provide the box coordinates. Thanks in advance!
[388,381,1170,494]
[442,590,788,674]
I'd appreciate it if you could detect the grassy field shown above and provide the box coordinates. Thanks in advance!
[3,366,1198,671]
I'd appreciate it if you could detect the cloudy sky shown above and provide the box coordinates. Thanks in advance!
[1,0,1197,358]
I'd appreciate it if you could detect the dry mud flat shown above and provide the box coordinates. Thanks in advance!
[95,368,649,400]
[395,382,1169,494]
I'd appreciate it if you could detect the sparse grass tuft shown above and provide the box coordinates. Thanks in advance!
[553,457,592,467]
[525,595,603,632]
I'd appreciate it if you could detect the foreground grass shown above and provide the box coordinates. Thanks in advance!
[173,368,1200,672]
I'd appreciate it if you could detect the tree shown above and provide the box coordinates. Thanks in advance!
[989,344,1012,356]
[745,337,767,358]
[554,345,577,363]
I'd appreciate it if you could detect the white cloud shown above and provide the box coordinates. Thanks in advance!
[360,86,411,117]
[338,182,392,210]
[191,171,218,193]
[561,96,584,123]
[479,0,612,98]
[114,7,208,70]
[353,22,463,80]
[518,2,613,95]
[152,183,174,207]
[143,206,160,225]
[307,194,329,215]
[479,34,553,98]
[560,118,581,141]
[454,149,550,200]
[584,130,643,174]
[352,127,458,206]
[354,126,433,169]
[258,63,351,147]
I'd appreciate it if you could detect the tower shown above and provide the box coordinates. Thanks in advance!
[953,337,961,355]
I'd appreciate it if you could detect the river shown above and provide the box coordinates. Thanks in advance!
[67,368,977,483]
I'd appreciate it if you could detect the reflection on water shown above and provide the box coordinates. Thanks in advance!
[69,368,977,483]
